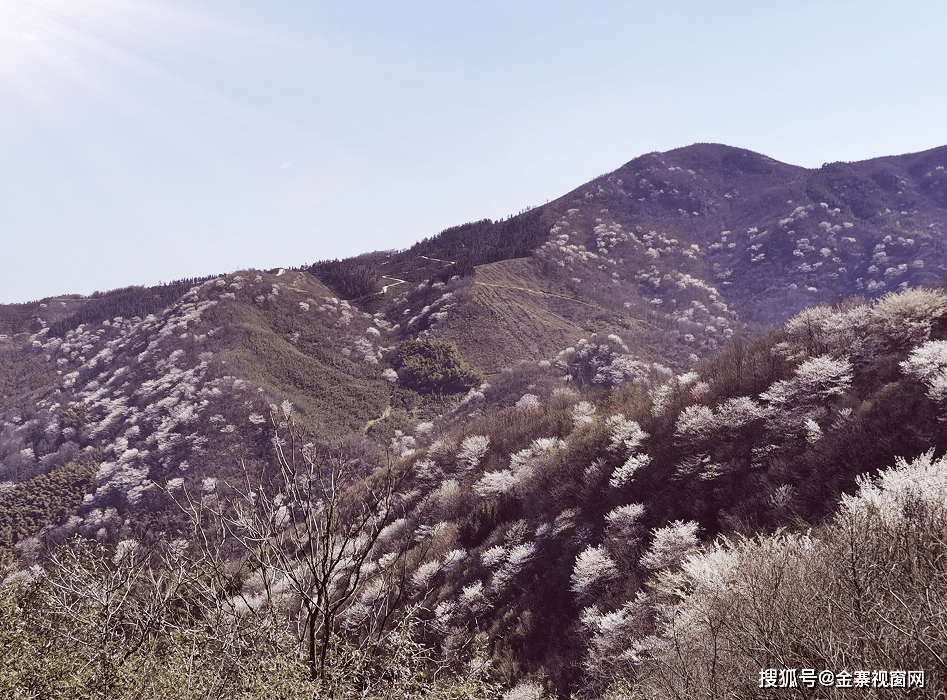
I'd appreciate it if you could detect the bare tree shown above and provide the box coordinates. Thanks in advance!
[174,410,415,684]
[22,535,268,699]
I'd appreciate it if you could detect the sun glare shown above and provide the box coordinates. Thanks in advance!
[1,0,268,155]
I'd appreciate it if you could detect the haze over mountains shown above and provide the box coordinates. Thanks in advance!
[2,142,947,698]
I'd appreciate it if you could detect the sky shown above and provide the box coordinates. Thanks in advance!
[1,0,945,303]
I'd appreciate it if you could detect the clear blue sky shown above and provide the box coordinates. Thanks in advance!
[1,0,944,303]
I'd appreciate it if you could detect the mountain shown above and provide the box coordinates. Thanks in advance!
[1,143,947,699]
[307,144,947,379]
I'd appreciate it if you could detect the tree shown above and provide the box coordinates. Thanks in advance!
[1,534,297,699]
[393,337,484,394]
[1,528,499,699]
[571,545,617,600]
[901,340,947,405]
[173,410,415,685]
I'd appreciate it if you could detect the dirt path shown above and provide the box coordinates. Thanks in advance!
[379,276,408,294]
[418,255,456,265]
[363,405,392,433]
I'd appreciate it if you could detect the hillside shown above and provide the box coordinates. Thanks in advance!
[3,285,946,698]
[1,142,947,699]
[0,269,407,547]
[312,143,947,377]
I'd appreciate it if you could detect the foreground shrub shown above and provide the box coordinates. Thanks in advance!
[609,450,947,699]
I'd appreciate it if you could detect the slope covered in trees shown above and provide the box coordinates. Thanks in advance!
[306,144,947,388]
[3,142,947,698]
[311,208,553,301]
[3,287,947,698]
[0,269,408,557]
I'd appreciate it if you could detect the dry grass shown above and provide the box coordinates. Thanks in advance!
[437,259,590,374]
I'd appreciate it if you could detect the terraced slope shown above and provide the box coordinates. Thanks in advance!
[436,258,590,374]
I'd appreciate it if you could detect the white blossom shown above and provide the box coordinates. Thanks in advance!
[902,340,947,404]
[571,545,617,598]
[609,453,651,488]
[480,545,507,568]
[411,559,441,593]
[605,503,647,539]
[640,520,700,570]
[572,401,596,427]
[606,414,647,453]
[457,435,490,474]
[473,470,518,497]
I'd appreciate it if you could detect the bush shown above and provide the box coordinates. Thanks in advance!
[394,337,484,394]
[613,450,947,700]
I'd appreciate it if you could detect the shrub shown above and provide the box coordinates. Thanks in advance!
[394,337,485,394]
[615,450,947,700]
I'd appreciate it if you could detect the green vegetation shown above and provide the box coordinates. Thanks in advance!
[46,278,215,338]
[312,208,552,301]
[6,142,947,698]
[233,326,389,436]
[310,253,384,298]
[411,208,551,268]
[0,349,58,405]
[393,337,484,394]
[0,458,97,550]
[221,293,394,435]
[4,287,947,698]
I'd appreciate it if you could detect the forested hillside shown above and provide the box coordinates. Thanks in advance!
[1,286,945,698]
[1,142,947,698]
[309,144,947,382]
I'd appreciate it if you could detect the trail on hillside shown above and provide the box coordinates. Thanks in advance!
[362,405,392,433]
[418,255,456,265]
[379,276,408,294]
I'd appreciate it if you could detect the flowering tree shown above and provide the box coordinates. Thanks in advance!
[639,520,700,571]
[554,335,654,388]
[759,355,853,409]
[605,415,651,487]
[571,545,617,600]
[457,435,490,474]
[901,340,947,406]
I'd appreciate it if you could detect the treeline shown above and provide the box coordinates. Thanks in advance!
[311,208,551,299]
[310,254,385,299]
[410,207,549,267]
[47,277,218,338]
[0,301,40,335]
